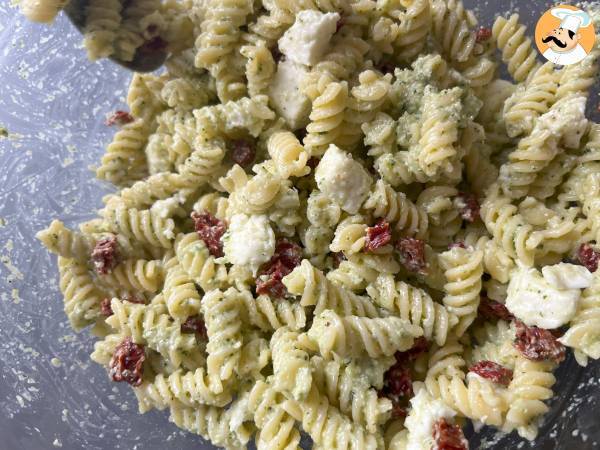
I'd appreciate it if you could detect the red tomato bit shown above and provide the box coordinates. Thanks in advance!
[256,239,303,298]
[191,211,227,257]
[109,337,145,386]
[514,320,566,364]
[105,110,134,126]
[91,236,119,275]
[230,139,256,167]
[365,220,392,252]
[578,243,600,273]
[433,418,469,450]
[181,315,207,339]
[397,237,426,273]
[468,360,513,386]
[478,296,514,321]
[456,192,480,223]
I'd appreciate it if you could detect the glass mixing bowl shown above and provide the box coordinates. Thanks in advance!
[0,0,598,448]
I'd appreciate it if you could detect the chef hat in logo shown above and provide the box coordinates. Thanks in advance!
[551,7,592,33]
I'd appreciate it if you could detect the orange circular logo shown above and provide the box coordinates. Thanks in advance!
[535,4,596,65]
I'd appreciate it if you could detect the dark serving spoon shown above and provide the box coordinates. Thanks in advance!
[64,0,167,72]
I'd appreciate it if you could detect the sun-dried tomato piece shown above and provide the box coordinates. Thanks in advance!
[335,16,346,33]
[191,211,227,257]
[91,236,119,275]
[448,242,466,250]
[468,360,513,386]
[456,192,480,223]
[578,243,600,273]
[383,364,413,398]
[256,239,303,298]
[256,260,288,298]
[478,296,514,321]
[475,26,492,43]
[365,220,392,252]
[105,110,134,126]
[397,237,426,273]
[514,320,566,364]
[181,315,207,339]
[100,298,113,317]
[273,239,303,269]
[230,139,256,167]
[433,418,469,450]
[109,337,145,387]
[395,336,429,364]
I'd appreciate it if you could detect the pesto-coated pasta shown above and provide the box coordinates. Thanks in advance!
[29,1,600,448]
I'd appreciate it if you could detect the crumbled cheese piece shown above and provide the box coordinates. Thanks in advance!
[222,214,275,275]
[537,95,588,149]
[542,263,593,290]
[506,264,589,329]
[268,60,311,130]
[278,10,340,66]
[405,382,456,450]
[315,145,372,214]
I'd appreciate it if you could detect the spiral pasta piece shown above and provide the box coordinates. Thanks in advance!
[307,309,423,358]
[106,298,199,368]
[304,77,349,157]
[134,368,232,412]
[102,259,163,293]
[175,233,228,292]
[503,356,556,440]
[416,185,461,248]
[492,14,539,83]
[414,86,462,178]
[96,118,152,186]
[169,402,252,450]
[311,355,392,433]
[430,0,477,63]
[559,273,600,366]
[240,42,276,97]
[103,205,175,249]
[283,259,380,317]
[287,385,381,450]
[439,246,484,336]
[267,131,311,179]
[271,327,313,400]
[394,0,431,61]
[201,288,244,393]
[430,370,509,427]
[83,0,122,60]
[58,257,106,330]
[555,48,600,101]
[37,220,94,261]
[504,62,559,138]
[248,380,302,450]
[363,180,429,239]
[163,264,202,320]
[367,274,457,346]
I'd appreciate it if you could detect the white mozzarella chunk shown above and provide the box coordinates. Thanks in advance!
[222,214,275,275]
[278,10,340,66]
[268,59,311,130]
[315,145,372,214]
[542,262,593,290]
[537,95,589,149]
[405,382,457,450]
[506,264,590,329]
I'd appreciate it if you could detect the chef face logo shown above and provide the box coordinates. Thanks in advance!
[535,5,595,65]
